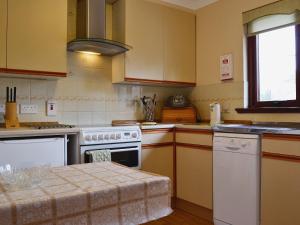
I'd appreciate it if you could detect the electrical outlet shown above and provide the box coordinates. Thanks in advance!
[20,104,38,114]
[0,104,5,113]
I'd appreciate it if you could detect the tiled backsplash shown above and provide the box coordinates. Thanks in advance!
[190,81,300,123]
[0,52,190,125]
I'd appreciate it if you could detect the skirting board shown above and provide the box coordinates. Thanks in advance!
[174,198,213,222]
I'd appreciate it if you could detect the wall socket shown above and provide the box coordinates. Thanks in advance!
[20,104,39,114]
[0,104,5,113]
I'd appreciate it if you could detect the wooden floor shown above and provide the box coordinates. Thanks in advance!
[144,209,213,225]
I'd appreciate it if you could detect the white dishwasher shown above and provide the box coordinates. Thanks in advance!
[213,132,260,225]
[0,137,66,169]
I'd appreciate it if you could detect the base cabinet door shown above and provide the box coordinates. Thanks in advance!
[261,158,300,225]
[141,146,174,194]
[176,146,212,209]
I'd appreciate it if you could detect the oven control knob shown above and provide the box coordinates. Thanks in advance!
[98,134,104,140]
[116,133,121,139]
[132,132,137,138]
[104,134,109,140]
[92,135,98,141]
[85,135,92,141]
[110,133,116,140]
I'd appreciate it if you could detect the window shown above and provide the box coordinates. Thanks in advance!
[258,26,296,102]
[247,24,299,110]
[237,0,300,113]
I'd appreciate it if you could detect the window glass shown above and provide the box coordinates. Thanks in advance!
[258,26,296,102]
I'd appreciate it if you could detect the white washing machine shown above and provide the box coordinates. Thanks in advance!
[213,132,260,225]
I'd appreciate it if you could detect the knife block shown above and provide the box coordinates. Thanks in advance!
[5,102,20,128]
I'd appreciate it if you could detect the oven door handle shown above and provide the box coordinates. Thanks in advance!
[86,148,139,153]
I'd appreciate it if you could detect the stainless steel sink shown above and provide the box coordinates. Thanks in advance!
[214,124,298,134]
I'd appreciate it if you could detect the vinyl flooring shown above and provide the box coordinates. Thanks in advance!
[143,209,214,225]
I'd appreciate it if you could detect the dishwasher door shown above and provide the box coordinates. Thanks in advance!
[0,137,65,169]
[213,133,260,225]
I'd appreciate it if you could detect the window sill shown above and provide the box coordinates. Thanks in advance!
[236,107,300,114]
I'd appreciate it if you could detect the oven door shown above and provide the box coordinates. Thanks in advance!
[80,142,141,169]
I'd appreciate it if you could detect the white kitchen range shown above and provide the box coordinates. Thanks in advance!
[79,125,142,168]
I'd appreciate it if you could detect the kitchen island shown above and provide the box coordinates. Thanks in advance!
[0,162,172,225]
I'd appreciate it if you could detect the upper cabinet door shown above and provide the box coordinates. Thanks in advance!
[0,0,7,69]
[163,7,196,83]
[6,0,67,74]
[124,0,164,81]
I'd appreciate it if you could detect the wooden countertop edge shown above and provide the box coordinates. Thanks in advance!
[175,128,212,134]
[262,133,300,141]
[142,128,174,134]
[262,151,300,162]
[176,142,213,151]
[142,142,174,149]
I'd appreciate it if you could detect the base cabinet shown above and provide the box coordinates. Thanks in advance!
[261,158,300,225]
[141,146,174,182]
[141,129,174,195]
[176,146,212,209]
[261,135,300,225]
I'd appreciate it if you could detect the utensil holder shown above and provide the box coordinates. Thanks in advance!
[5,102,20,128]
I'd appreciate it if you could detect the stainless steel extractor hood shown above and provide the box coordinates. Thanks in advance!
[67,0,131,56]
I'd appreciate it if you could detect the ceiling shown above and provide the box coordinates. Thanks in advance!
[160,0,218,10]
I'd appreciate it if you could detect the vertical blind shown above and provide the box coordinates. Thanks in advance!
[243,0,300,36]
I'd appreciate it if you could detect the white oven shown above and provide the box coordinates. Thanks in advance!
[80,142,141,169]
[79,125,142,169]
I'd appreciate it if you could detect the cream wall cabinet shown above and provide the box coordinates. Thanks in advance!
[261,135,300,225]
[112,0,196,86]
[0,0,7,69]
[2,0,67,77]
[176,130,213,209]
[113,0,164,82]
[162,6,196,83]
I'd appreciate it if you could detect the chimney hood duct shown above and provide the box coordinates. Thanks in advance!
[67,0,131,56]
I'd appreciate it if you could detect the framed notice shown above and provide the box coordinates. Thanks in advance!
[220,54,233,81]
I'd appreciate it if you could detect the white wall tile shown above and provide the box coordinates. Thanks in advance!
[78,112,92,125]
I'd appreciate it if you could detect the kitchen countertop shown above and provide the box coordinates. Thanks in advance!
[1,122,300,137]
[0,127,80,138]
[140,123,212,130]
[140,123,300,135]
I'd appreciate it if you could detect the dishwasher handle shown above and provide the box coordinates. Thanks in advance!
[225,146,241,151]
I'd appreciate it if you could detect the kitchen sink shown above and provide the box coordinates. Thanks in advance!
[214,124,299,134]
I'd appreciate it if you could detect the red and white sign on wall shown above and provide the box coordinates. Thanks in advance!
[220,54,233,81]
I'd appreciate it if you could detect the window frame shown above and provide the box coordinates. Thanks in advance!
[237,24,300,113]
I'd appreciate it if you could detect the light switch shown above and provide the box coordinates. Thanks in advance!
[47,100,57,116]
